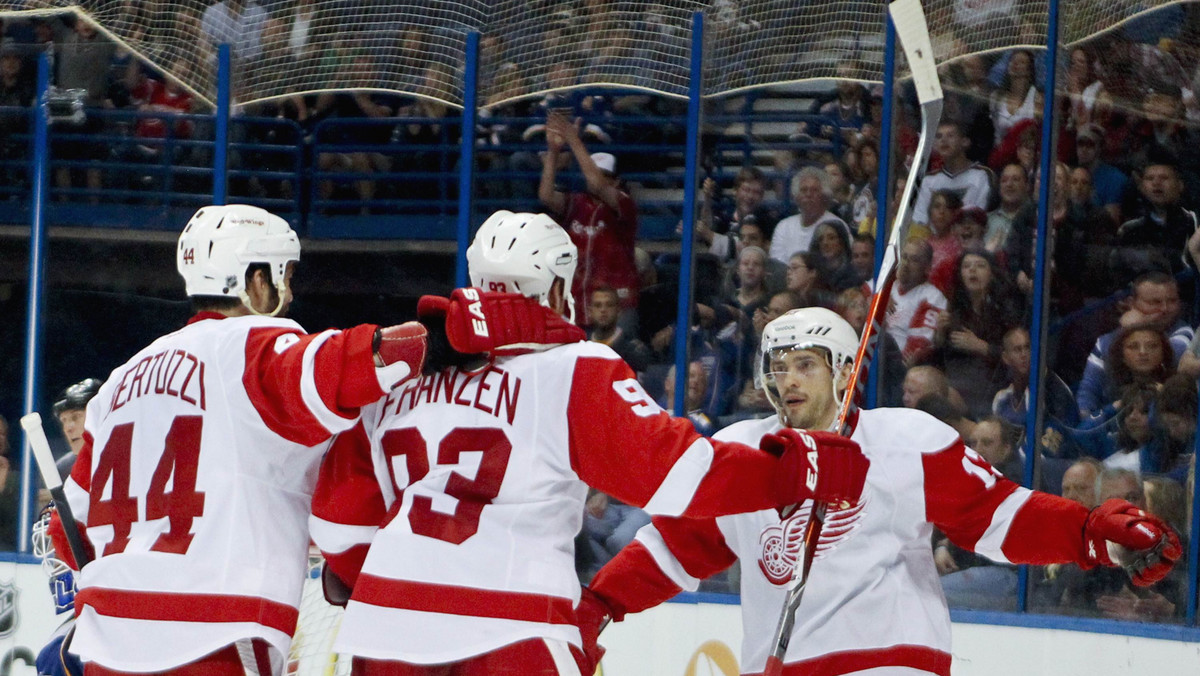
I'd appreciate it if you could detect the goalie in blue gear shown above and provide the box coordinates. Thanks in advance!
[32,504,83,676]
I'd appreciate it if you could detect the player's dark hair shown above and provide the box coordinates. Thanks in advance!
[190,263,273,313]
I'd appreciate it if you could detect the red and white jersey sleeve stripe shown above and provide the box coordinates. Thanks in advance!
[566,356,782,518]
[923,439,1091,566]
[242,322,385,447]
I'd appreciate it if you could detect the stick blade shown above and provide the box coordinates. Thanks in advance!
[890,0,942,104]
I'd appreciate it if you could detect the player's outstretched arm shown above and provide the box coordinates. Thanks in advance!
[568,357,868,517]
[924,441,1180,584]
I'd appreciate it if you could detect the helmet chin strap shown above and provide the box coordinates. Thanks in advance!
[237,281,289,317]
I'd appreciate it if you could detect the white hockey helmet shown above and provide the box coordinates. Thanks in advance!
[466,210,578,322]
[176,205,300,316]
[760,307,860,424]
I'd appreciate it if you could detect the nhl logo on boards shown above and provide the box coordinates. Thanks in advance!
[0,581,18,638]
[757,497,868,586]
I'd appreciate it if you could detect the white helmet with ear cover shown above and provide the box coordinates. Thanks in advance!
[466,210,578,322]
[176,204,300,316]
[759,307,860,426]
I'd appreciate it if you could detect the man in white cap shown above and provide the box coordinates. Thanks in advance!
[540,110,640,328]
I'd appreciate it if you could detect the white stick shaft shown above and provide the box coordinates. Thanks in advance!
[21,412,63,491]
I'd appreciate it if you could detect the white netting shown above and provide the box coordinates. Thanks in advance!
[0,0,1191,107]
[288,551,350,676]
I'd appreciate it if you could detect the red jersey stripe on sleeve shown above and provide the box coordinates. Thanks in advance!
[242,325,383,447]
[566,356,780,518]
[923,439,1020,552]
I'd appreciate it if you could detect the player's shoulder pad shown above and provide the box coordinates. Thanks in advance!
[854,407,961,457]
[712,415,781,445]
[507,339,623,362]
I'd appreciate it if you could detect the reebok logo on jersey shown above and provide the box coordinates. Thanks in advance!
[757,497,868,586]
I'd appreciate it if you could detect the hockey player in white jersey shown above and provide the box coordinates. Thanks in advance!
[48,205,585,676]
[579,307,1181,676]
[308,211,871,675]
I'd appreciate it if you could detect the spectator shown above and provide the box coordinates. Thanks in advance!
[941,54,996,164]
[1074,123,1128,223]
[1112,152,1198,287]
[1143,476,1188,541]
[1085,326,1176,420]
[887,238,946,367]
[1061,457,1103,509]
[985,163,1031,255]
[934,249,1023,420]
[586,286,651,373]
[850,139,879,236]
[1065,46,1104,131]
[54,19,116,199]
[738,220,786,291]
[722,245,773,318]
[732,291,800,418]
[954,206,988,251]
[542,111,640,327]
[901,364,950,409]
[815,60,868,145]
[1007,162,1116,311]
[127,59,196,180]
[987,117,1039,176]
[920,189,966,294]
[1148,374,1196,481]
[989,49,1039,146]
[850,233,875,286]
[1126,84,1200,191]
[1090,468,1184,621]
[309,53,403,211]
[992,326,1078,429]
[201,0,268,64]
[936,416,1024,611]
[768,167,852,266]
[661,360,717,437]
[824,159,855,225]
[809,221,858,291]
[784,251,835,310]
[1076,272,1192,416]
[836,285,904,406]
[579,488,651,582]
[698,166,779,263]
[912,120,994,226]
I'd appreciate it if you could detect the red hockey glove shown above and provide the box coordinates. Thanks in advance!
[372,322,427,389]
[760,429,869,512]
[419,288,585,355]
[1083,499,1181,587]
[575,586,618,675]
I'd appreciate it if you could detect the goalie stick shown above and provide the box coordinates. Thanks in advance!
[762,1,943,674]
[21,412,92,569]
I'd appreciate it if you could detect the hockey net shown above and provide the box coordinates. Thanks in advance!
[288,550,350,676]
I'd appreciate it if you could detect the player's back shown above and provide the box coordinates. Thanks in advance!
[65,315,331,671]
[337,342,607,664]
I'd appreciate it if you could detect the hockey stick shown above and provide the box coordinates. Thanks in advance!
[21,412,93,568]
[762,2,943,674]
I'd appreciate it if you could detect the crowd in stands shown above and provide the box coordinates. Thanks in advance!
[1,2,1199,620]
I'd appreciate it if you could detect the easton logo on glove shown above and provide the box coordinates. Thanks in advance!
[456,288,490,339]
[759,428,869,510]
